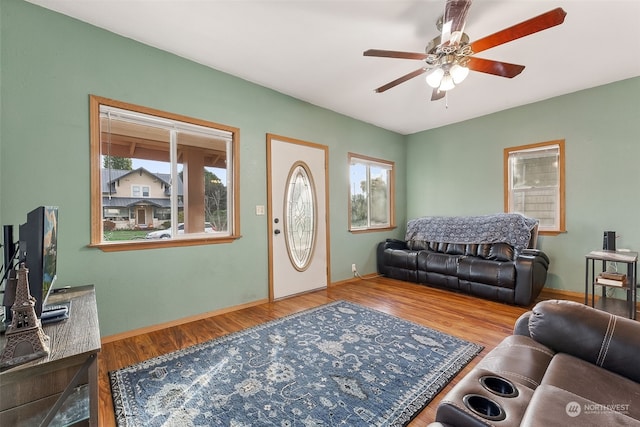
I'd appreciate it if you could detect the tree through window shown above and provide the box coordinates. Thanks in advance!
[349,153,395,232]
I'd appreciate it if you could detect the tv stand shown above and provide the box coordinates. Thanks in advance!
[0,285,100,426]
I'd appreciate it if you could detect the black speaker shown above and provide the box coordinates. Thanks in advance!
[603,231,616,251]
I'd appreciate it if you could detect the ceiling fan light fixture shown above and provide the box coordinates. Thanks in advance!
[439,72,456,91]
[426,68,445,88]
[450,63,469,84]
[365,5,567,99]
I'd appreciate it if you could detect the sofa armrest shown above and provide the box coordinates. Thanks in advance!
[381,238,408,250]
[513,251,549,305]
[376,239,409,275]
[513,311,532,337]
[528,300,640,383]
[520,248,549,267]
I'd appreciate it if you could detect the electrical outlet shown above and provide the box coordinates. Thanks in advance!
[351,263,357,273]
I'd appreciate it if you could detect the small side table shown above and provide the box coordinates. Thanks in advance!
[585,250,638,319]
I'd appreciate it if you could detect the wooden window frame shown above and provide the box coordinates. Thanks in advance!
[89,95,241,251]
[504,139,566,236]
[348,153,396,233]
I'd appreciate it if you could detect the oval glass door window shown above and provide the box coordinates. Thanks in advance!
[284,162,317,271]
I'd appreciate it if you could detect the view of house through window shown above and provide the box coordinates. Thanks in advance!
[90,96,239,248]
[349,153,395,231]
[504,140,565,234]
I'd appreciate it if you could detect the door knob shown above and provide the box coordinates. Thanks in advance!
[274,229,281,235]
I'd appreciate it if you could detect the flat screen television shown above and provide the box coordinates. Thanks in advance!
[17,206,59,317]
[2,224,18,284]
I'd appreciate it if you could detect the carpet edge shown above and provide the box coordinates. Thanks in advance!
[109,300,484,427]
[392,342,484,426]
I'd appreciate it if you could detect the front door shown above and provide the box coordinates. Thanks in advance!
[137,208,146,226]
[267,134,329,300]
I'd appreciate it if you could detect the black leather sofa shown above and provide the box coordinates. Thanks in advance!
[376,215,550,306]
[428,300,640,427]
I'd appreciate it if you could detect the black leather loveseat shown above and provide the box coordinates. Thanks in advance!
[377,214,550,306]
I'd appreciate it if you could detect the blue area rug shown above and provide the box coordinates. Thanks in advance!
[109,300,482,426]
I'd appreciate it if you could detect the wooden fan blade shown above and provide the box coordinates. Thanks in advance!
[468,57,525,78]
[443,0,473,42]
[431,88,446,101]
[470,7,566,54]
[364,49,427,60]
[374,68,427,93]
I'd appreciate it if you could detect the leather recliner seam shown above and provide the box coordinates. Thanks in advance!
[494,342,556,358]
[596,314,617,366]
[478,369,540,388]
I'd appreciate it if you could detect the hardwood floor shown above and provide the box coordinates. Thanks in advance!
[98,277,583,426]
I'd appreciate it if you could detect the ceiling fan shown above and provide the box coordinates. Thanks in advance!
[364,0,567,101]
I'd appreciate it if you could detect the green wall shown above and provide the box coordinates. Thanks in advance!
[406,76,640,294]
[3,0,638,337]
[0,0,406,336]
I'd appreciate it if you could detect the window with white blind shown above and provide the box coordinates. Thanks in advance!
[349,153,395,231]
[504,140,565,234]
[90,95,240,250]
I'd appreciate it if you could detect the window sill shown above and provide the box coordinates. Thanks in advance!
[349,226,397,234]
[538,230,566,236]
[89,235,241,252]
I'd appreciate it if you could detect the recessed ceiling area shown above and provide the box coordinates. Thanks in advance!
[27,0,640,135]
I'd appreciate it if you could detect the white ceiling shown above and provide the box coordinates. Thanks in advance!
[27,0,640,135]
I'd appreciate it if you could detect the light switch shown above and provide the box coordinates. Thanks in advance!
[256,205,265,216]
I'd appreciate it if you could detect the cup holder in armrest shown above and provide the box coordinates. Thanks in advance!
[479,375,519,398]
[463,394,506,421]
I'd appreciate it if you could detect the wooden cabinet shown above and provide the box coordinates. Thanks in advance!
[0,285,100,426]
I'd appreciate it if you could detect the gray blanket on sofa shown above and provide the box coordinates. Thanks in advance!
[405,213,538,253]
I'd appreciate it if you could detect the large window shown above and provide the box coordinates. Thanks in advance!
[504,140,565,235]
[90,95,240,250]
[349,153,395,232]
